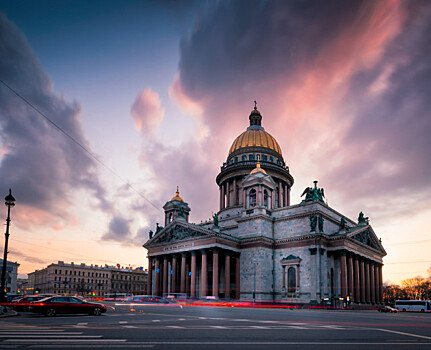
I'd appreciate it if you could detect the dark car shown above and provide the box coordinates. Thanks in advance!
[12,295,46,311]
[378,306,398,313]
[29,296,107,316]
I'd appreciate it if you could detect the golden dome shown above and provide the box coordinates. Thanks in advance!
[228,128,282,156]
[171,186,184,202]
[250,159,267,175]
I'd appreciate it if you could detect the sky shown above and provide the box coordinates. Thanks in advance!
[0,0,431,285]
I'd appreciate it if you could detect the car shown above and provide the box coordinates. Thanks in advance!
[11,295,46,312]
[29,296,107,316]
[378,306,398,313]
[128,295,173,304]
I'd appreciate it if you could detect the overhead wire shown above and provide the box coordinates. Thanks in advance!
[0,78,162,213]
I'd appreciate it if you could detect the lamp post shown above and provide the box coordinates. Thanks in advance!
[1,189,16,302]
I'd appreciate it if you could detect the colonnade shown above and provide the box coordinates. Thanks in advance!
[338,251,383,304]
[147,248,240,298]
[219,177,290,210]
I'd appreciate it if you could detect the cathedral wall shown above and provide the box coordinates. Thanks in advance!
[239,247,273,300]
[236,217,274,239]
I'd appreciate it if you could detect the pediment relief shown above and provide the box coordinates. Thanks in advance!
[150,223,209,245]
[350,227,383,252]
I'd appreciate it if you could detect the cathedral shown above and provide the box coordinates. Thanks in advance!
[144,106,386,306]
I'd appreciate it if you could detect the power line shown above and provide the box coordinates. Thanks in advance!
[0,79,162,213]
[385,239,431,246]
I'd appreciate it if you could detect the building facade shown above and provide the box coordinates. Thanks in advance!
[0,259,20,294]
[144,106,386,305]
[27,261,147,296]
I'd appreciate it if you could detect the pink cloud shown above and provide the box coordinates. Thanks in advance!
[131,88,165,137]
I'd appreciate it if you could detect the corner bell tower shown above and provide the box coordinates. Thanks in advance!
[163,187,191,225]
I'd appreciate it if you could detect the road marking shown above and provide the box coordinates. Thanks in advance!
[177,318,186,321]
[29,346,155,348]
[250,326,269,329]
[119,321,128,324]
[77,323,87,326]
[152,320,160,322]
[122,325,138,328]
[5,339,127,343]
[378,328,431,340]
[2,335,103,338]
[167,326,184,329]
[210,326,227,329]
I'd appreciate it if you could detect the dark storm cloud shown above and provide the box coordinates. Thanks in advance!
[179,0,365,103]
[321,0,431,205]
[102,216,131,241]
[0,13,111,219]
[174,0,431,219]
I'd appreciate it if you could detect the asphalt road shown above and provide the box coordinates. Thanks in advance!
[1,302,430,349]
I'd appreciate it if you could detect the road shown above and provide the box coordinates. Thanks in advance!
[1,302,431,349]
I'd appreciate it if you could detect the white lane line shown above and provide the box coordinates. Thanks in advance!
[250,326,269,329]
[5,339,127,343]
[152,320,160,322]
[177,318,186,321]
[119,321,128,324]
[122,325,138,328]
[29,346,154,348]
[210,326,227,329]
[77,323,88,326]
[0,333,83,336]
[377,328,431,340]
[198,317,207,319]
[167,326,184,329]
[287,326,308,329]
[2,335,102,338]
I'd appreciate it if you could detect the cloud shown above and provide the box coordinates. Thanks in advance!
[168,0,431,223]
[102,216,132,241]
[131,88,165,137]
[0,13,111,227]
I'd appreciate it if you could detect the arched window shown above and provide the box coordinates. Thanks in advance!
[249,189,256,207]
[288,267,296,293]
[264,190,268,207]
[275,188,279,208]
[169,213,173,223]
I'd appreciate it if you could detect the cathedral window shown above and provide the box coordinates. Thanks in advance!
[234,156,238,163]
[249,154,255,161]
[287,267,296,294]
[242,155,246,161]
[249,189,256,207]
[270,156,274,163]
[264,190,269,207]
[262,154,267,162]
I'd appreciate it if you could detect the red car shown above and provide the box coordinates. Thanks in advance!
[12,295,46,311]
[29,296,107,316]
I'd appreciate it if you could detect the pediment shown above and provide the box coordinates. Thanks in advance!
[144,222,212,247]
[348,226,386,255]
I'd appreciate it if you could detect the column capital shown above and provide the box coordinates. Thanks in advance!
[191,250,197,256]
[200,249,207,255]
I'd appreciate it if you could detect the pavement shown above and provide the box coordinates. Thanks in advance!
[0,306,18,317]
[1,303,431,349]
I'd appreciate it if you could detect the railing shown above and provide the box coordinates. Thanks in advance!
[220,160,289,172]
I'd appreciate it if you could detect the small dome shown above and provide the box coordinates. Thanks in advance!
[170,187,183,202]
[250,160,267,175]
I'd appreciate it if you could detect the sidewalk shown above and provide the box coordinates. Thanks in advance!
[0,307,18,318]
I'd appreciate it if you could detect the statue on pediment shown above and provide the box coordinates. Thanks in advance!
[358,211,369,225]
[149,230,153,239]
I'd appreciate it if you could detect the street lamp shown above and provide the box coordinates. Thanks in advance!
[1,189,16,302]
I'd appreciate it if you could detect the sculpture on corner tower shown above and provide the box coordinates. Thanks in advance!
[301,180,325,204]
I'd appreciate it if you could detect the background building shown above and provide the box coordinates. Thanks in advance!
[144,106,386,306]
[0,259,20,294]
[27,261,147,296]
